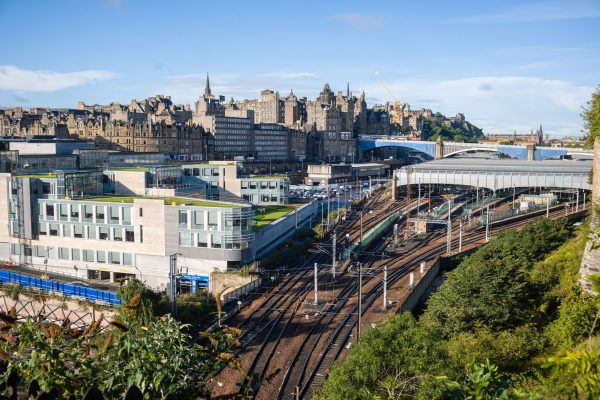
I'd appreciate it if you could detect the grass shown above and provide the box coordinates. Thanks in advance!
[16,173,56,179]
[253,205,296,230]
[84,196,243,208]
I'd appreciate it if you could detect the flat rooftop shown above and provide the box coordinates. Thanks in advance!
[78,196,246,208]
[404,159,593,174]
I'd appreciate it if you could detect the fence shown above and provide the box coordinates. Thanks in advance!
[221,277,263,305]
[0,270,121,305]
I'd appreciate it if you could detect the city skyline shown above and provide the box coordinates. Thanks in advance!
[1,0,599,137]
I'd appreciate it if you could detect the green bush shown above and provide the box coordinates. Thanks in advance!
[315,313,447,400]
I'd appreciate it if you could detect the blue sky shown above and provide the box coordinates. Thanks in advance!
[1,0,599,137]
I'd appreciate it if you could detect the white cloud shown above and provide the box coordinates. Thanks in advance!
[332,13,385,30]
[362,76,593,138]
[451,0,600,23]
[0,65,117,92]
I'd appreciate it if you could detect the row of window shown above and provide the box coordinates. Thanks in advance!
[240,180,283,189]
[177,232,249,250]
[242,194,282,203]
[39,223,135,242]
[41,203,132,225]
[10,243,133,265]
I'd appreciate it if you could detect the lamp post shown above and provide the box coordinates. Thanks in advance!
[169,253,182,317]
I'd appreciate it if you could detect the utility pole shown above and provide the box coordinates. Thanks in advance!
[576,190,579,213]
[358,262,363,341]
[169,254,178,317]
[446,200,452,255]
[313,263,318,305]
[459,219,463,253]
[332,232,337,279]
[327,186,330,228]
[584,191,587,210]
[485,205,490,243]
[382,265,387,310]
[546,198,550,218]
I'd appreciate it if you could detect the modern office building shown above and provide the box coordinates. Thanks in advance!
[0,172,255,290]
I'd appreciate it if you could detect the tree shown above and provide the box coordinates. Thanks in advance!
[420,219,572,339]
[314,313,447,400]
[437,359,541,400]
[583,86,600,147]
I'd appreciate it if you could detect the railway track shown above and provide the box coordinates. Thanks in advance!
[212,191,586,399]
[295,204,587,399]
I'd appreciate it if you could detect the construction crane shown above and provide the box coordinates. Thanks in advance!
[373,69,403,125]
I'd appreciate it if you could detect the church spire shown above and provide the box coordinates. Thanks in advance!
[204,73,212,98]
[346,82,350,98]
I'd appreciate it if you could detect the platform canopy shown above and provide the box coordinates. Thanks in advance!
[394,159,592,191]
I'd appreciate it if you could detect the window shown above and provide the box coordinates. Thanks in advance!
[99,227,109,240]
[95,206,105,222]
[84,205,93,222]
[71,205,79,220]
[249,181,257,189]
[62,224,71,237]
[260,181,267,189]
[47,247,56,259]
[49,224,59,236]
[208,212,218,230]
[46,204,54,218]
[113,228,123,241]
[179,232,192,246]
[74,225,83,238]
[122,208,131,225]
[269,181,277,189]
[109,206,120,224]
[109,251,120,264]
[123,253,132,265]
[10,243,20,255]
[59,204,68,221]
[34,245,45,257]
[241,181,248,189]
[211,234,221,248]
[83,249,94,262]
[87,226,96,240]
[71,248,80,261]
[139,225,143,243]
[58,247,69,260]
[96,251,106,263]
[193,211,204,229]
[125,228,134,242]
[179,211,188,228]
[39,223,47,236]
[139,208,143,217]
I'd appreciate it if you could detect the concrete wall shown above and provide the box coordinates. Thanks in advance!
[252,200,320,260]
[579,139,600,294]
[113,170,147,195]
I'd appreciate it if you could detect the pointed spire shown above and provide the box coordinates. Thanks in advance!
[204,73,212,97]
[346,82,350,98]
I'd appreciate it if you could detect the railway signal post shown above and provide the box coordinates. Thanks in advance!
[313,262,318,305]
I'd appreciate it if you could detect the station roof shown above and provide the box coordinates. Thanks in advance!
[403,159,592,174]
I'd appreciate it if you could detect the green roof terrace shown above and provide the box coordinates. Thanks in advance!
[73,196,245,208]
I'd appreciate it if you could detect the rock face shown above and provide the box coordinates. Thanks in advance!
[579,139,600,294]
